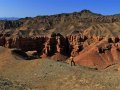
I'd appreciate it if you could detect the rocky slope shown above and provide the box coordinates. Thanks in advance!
[1,10,120,69]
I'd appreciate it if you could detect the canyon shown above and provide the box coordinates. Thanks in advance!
[1,10,120,69]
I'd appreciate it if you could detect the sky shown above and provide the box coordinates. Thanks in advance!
[0,0,120,18]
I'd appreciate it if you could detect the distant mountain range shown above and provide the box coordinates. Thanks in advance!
[1,10,120,36]
[0,17,19,20]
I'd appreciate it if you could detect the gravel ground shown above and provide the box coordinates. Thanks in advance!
[0,47,120,90]
[0,57,120,90]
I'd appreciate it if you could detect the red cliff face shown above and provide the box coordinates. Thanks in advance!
[2,33,71,59]
[67,34,87,57]
[1,33,120,69]
[4,36,47,51]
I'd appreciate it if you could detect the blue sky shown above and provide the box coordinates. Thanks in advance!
[0,0,119,17]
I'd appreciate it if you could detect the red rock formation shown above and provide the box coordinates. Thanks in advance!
[74,41,120,69]
[40,33,69,58]
[67,34,86,57]
[0,33,120,69]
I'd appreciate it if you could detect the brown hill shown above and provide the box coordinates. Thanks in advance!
[0,9,120,37]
